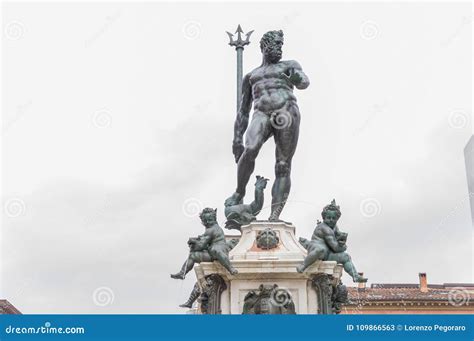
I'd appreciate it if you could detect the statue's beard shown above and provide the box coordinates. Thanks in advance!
[264,50,282,63]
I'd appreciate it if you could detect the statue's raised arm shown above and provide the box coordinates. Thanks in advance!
[280,60,310,90]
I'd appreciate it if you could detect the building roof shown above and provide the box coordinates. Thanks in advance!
[0,300,21,314]
[347,283,474,304]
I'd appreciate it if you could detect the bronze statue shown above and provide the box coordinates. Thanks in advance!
[224,175,268,230]
[227,30,310,221]
[297,200,367,283]
[171,208,238,280]
[179,238,239,308]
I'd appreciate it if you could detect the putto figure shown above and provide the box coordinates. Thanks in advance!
[297,200,367,283]
[170,208,238,280]
[227,30,310,221]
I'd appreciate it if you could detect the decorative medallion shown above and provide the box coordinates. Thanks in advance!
[256,228,280,249]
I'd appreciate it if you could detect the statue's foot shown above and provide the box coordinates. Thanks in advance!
[354,276,368,283]
[268,216,282,222]
[229,268,238,275]
[225,192,244,206]
[179,302,193,308]
[170,273,186,280]
[296,265,305,273]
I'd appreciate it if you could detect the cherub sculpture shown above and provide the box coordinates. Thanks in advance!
[170,208,238,280]
[179,238,239,308]
[297,200,367,283]
[224,175,268,231]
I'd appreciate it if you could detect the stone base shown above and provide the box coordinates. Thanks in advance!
[194,221,344,314]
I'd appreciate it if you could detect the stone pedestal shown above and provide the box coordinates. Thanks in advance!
[194,221,345,314]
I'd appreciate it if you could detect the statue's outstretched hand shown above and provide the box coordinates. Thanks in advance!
[338,240,347,247]
[281,68,302,86]
[255,175,269,190]
[233,142,244,163]
[337,232,348,247]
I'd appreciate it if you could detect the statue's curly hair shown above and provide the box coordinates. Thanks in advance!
[199,207,217,222]
[260,30,284,51]
[321,199,341,219]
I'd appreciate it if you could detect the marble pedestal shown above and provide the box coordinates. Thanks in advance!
[194,221,344,314]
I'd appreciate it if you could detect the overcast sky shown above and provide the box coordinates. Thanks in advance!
[1,2,472,314]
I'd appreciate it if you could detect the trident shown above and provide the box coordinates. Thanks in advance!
[226,25,253,112]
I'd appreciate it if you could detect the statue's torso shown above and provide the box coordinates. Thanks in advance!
[312,222,336,241]
[208,223,226,247]
[249,61,298,113]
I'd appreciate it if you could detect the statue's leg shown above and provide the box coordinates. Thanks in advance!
[170,257,194,279]
[296,247,326,273]
[212,251,238,275]
[269,105,300,221]
[179,282,201,308]
[328,252,367,283]
[234,112,272,197]
[170,252,211,280]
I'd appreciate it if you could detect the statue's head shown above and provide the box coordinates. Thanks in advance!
[321,199,341,228]
[260,30,284,63]
[199,207,217,226]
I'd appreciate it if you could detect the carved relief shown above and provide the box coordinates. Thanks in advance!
[242,284,296,314]
[256,228,280,250]
[199,274,227,314]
